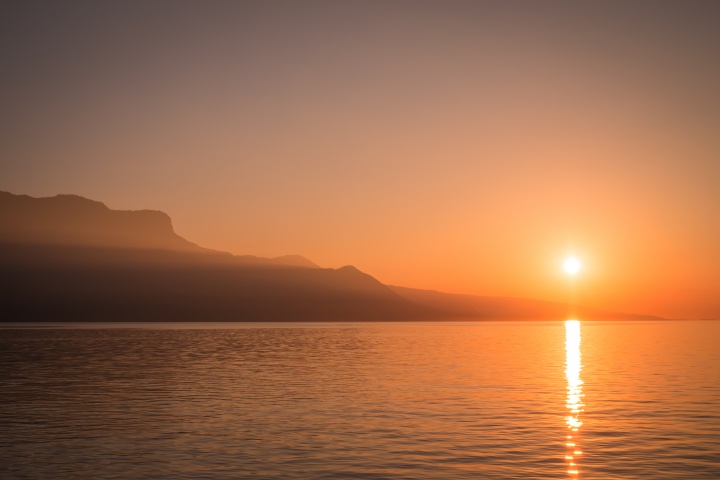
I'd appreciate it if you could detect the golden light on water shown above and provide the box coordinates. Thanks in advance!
[565,320,585,477]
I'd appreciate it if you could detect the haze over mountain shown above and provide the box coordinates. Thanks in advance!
[0,191,660,322]
[0,191,316,268]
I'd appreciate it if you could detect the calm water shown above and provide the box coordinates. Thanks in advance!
[1,320,719,479]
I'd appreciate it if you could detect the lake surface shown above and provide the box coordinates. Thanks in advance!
[1,320,719,479]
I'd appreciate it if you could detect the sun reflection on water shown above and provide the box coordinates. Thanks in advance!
[565,320,584,477]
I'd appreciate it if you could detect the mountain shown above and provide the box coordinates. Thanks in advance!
[0,190,661,322]
[0,191,431,322]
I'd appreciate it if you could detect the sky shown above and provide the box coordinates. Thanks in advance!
[1,0,719,319]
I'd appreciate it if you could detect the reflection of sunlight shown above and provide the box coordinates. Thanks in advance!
[565,320,584,477]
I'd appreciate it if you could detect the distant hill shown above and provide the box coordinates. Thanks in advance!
[389,285,662,321]
[234,254,320,268]
[0,190,661,322]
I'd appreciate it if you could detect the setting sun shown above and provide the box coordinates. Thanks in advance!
[564,257,582,276]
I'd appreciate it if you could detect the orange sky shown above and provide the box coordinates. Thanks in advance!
[1,1,719,319]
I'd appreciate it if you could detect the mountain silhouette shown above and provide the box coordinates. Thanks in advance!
[0,191,660,322]
[0,191,430,321]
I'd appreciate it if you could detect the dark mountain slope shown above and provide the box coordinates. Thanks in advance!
[0,242,435,322]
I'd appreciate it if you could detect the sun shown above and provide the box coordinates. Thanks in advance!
[563,257,582,276]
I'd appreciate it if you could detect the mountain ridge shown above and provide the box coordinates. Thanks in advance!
[0,190,316,268]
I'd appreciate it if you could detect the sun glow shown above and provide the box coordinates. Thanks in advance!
[563,257,582,276]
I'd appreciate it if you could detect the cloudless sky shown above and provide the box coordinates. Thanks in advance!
[2,0,719,319]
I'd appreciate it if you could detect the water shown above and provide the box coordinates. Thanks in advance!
[1,320,719,479]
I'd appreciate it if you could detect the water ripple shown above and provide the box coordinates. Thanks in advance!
[1,321,719,479]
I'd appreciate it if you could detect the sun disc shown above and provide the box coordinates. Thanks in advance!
[564,257,581,275]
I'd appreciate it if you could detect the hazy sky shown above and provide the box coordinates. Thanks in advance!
[2,1,719,319]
